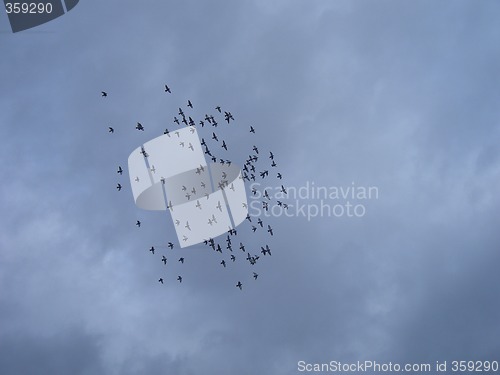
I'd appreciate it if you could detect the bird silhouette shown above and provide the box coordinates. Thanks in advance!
[101,91,107,97]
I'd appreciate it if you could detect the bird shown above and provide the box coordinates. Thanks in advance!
[101,91,107,97]
[164,128,170,135]
[212,132,218,142]
[174,117,180,125]
[149,246,155,254]
[280,185,287,195]
[136,122,144,131]
[108,127,114,133]
[253,145,259,154]
[178,108,184,116]
[221,260,226,268]
[257,218,263,227]
[250,126,255,133]
[136,220,141,227]
[224,111,234,123]
[239,243,246,252]
[199,120,205,127]
[252,226,257,232]
[117,166,123,175]
[158,278,164,284]
[215,106,221,113]
[231,255,236,262]
[236,281,243,290]
[168,242,174,249]
[187,100,193,108]
[277,173,282,179]
[161,255,167,264]
[271,160,277,167]
[178,257,184,264]
[164,85,171,93]
[253,272,258,280]
[116,183,122,191]
[267,225,273,236]
[261,245,271,256]
[270,151,274,159]
[177,276,182,283]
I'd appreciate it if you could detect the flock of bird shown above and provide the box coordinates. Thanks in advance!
[102,86,287,290]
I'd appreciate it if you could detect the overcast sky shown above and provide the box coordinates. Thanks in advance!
[1,1,499,374]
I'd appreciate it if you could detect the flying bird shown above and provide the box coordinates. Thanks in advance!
[162,255,167,264]
[136,220,141,227]
[221,260,226,268]
[149,246,155,254]
[187,100,193,108]
[215,106,221,113]
[116,183,122,191]
[101,91,107,97]
[117,166,123,175]
[108,127,114,133]
[250,126,255,133]
[158,278,164,284]
[261,245,271,256]
[221,140,227,150]
[178,257,184,264]
[236,281,243,290]
[177,276,182,283]
[267,225,273,236]
[164,85,171,93]
[136,122,144,131]
[168,242,174,249]
[253,272,258,280]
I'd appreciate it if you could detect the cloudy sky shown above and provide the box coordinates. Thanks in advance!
[1,1,499,374]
